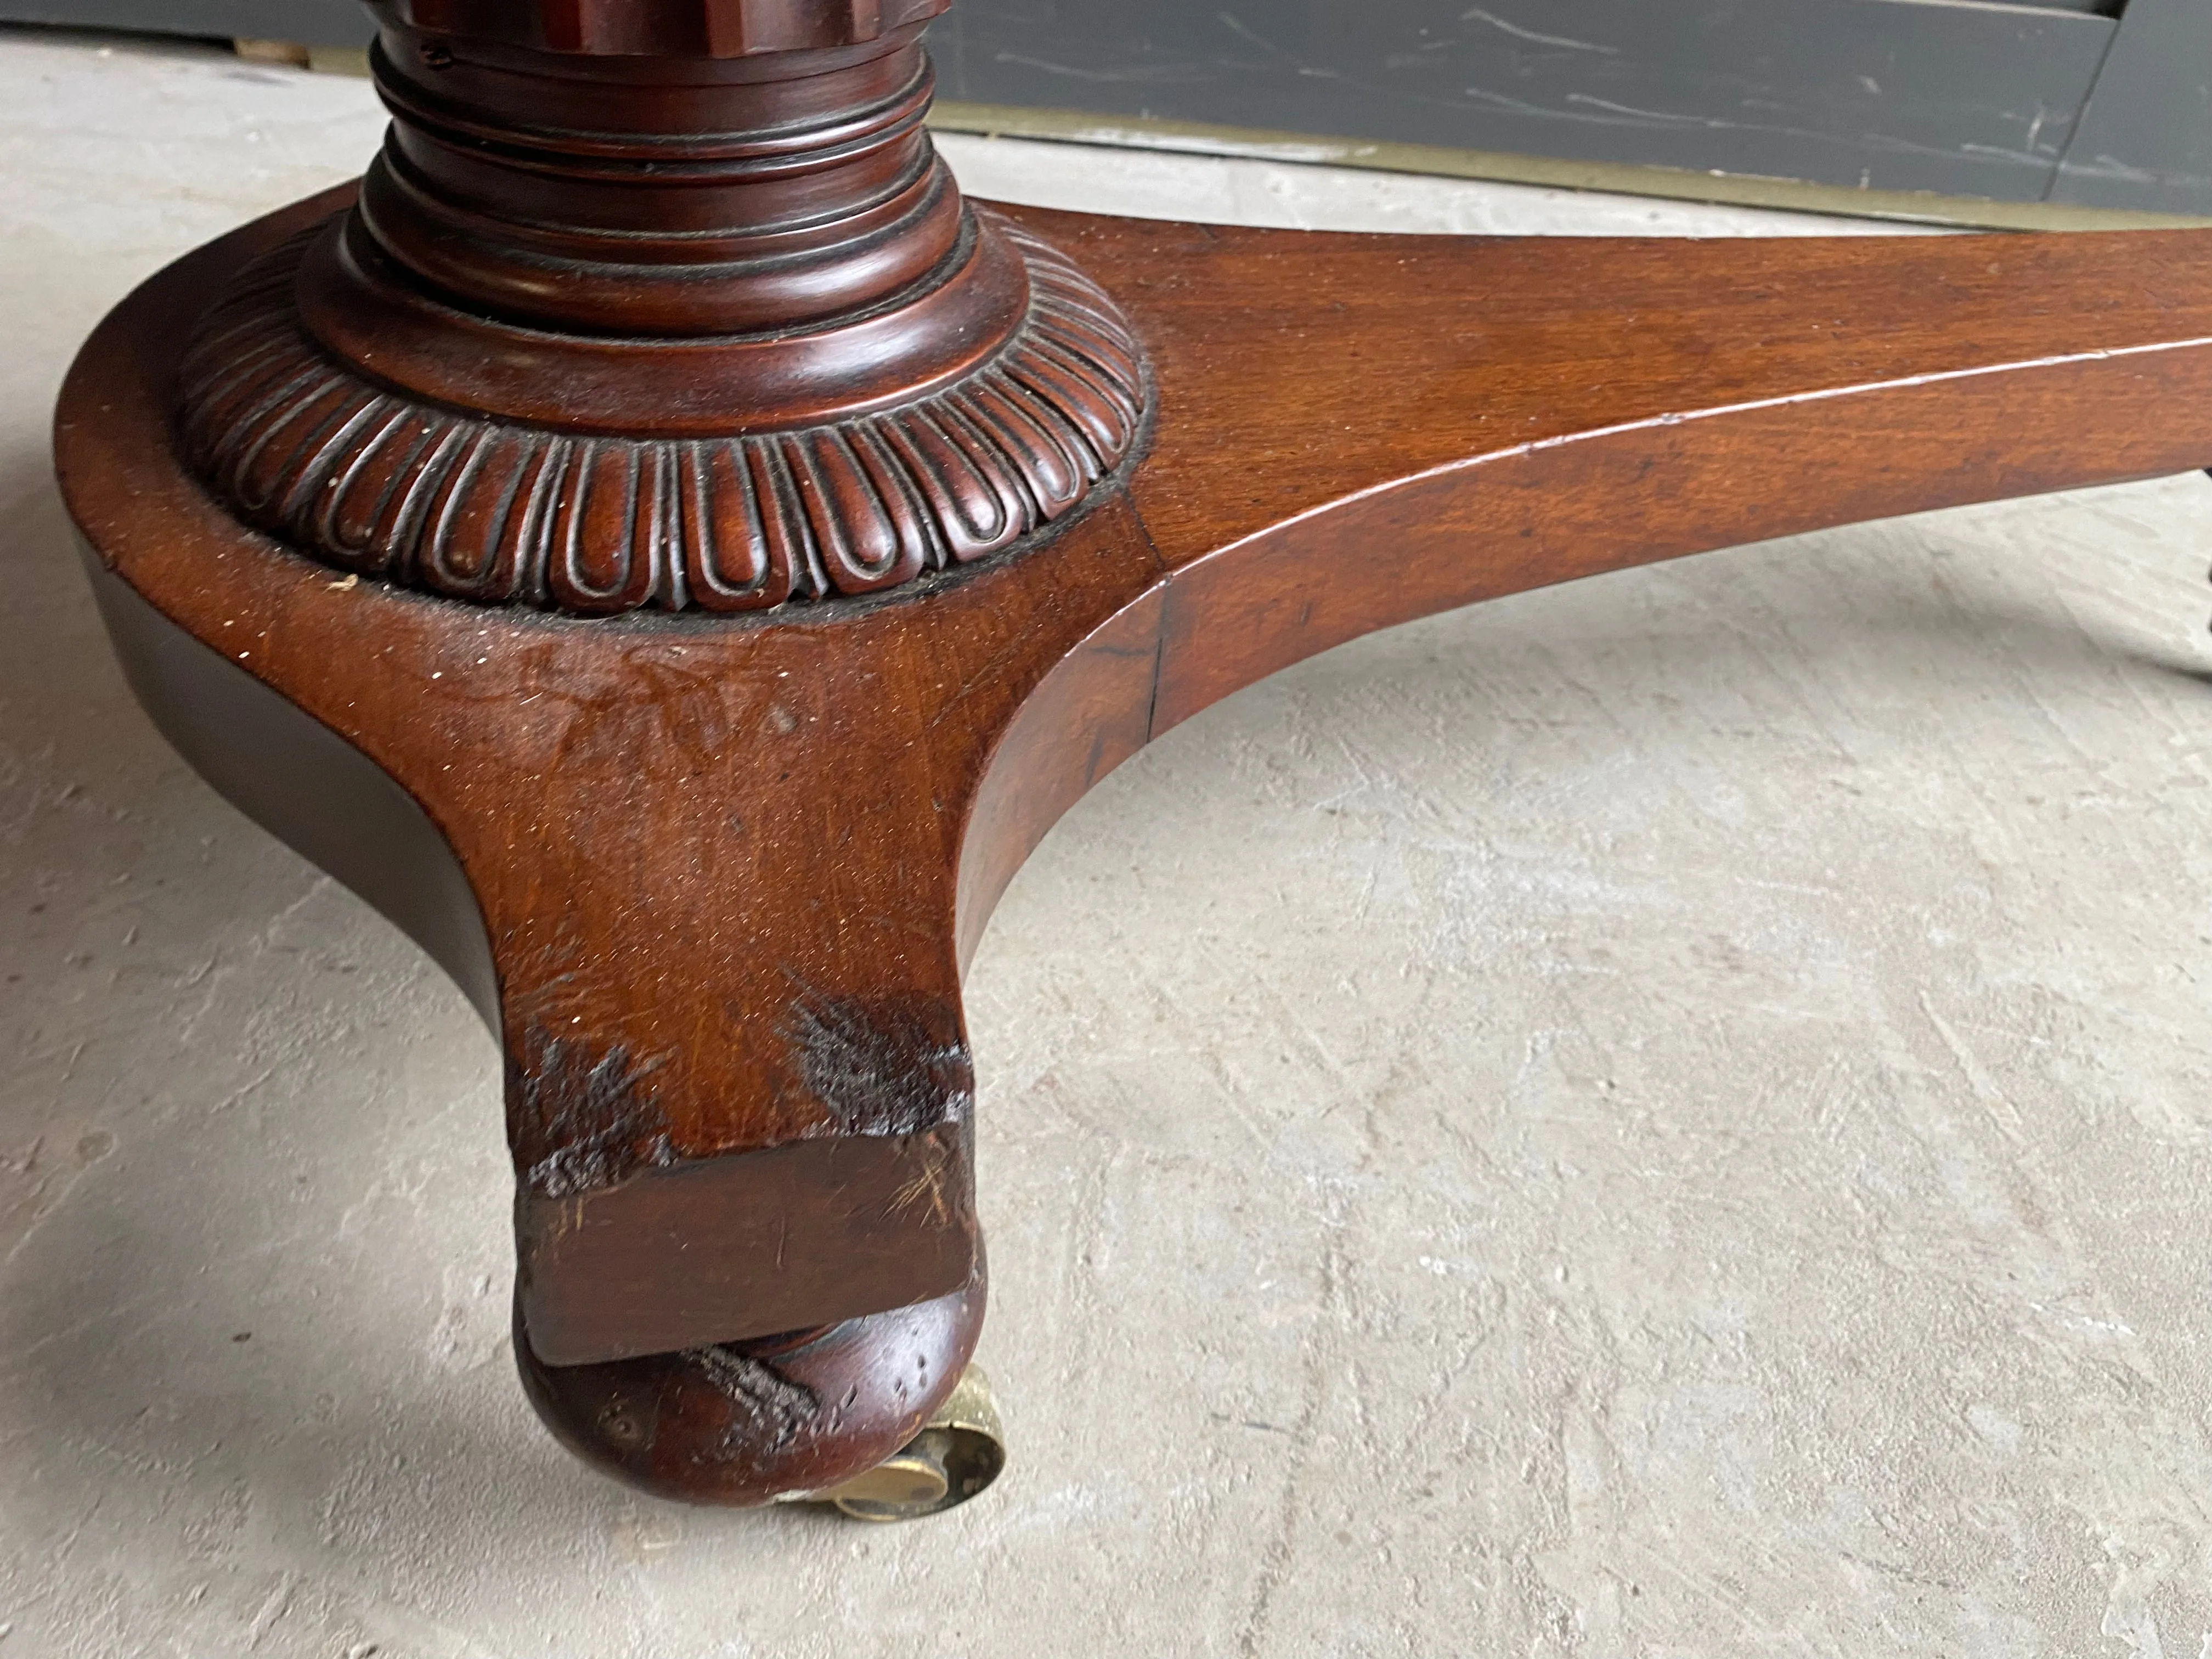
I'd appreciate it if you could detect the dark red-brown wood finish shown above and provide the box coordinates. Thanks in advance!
[52,0,2212,1511]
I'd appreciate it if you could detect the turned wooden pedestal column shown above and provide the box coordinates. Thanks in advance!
[53,0,2212,1515]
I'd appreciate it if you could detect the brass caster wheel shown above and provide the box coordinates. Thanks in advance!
[813,1364,1005,1522]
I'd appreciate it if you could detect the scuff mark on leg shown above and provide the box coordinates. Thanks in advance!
[510,1025,674,1198]
[689,1345,822,1456]
[782,984,973,1137]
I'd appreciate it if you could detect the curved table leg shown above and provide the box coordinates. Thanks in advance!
[58,177,2212,1514]
[61,215,1162,1502]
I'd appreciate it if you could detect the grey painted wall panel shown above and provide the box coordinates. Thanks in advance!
[4,0,2202,214]
[933,0,2114,201]
[2051,0,2212,212]
[4,0,363,42]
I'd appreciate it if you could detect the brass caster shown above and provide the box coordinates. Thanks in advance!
[814,1364,1005,1522]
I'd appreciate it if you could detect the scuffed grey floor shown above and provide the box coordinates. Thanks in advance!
[5,26,2212,1659]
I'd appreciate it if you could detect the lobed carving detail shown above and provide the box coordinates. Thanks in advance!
[176,213,1149,617]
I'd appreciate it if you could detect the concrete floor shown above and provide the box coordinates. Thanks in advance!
[6,25,2212,1659]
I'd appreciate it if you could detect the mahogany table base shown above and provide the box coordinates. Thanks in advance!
[53,10,2212,1516]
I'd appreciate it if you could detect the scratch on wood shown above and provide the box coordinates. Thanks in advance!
[889,1131,958,1226]
[510,1025,675,1198]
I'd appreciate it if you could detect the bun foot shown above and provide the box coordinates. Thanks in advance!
[516,1265,986,1509]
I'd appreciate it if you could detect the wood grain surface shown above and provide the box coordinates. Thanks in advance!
[57,101,2212,1498]
[62,200,2212,1365]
